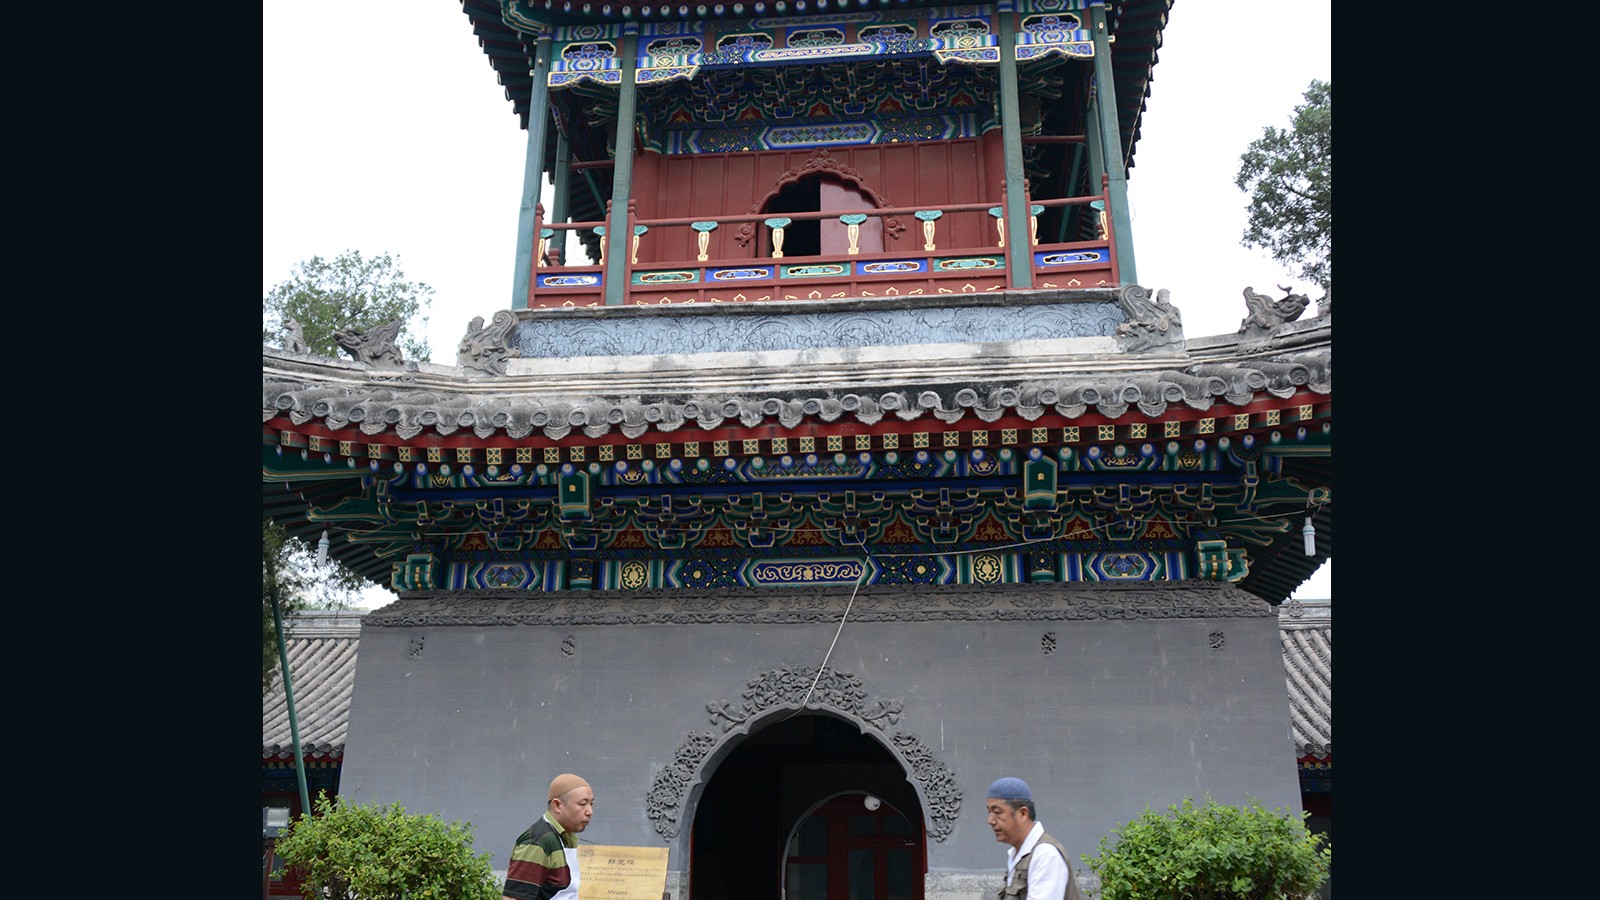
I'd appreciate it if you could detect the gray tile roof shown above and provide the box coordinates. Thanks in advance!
[263,605,1333,759]
[263,300,1332,605]
[262,332,1331,444]
[1279,600,1332,759]
[263,610,363,759]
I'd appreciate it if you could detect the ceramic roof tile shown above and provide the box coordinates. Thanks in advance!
[1280,600,1332,758]
[262,611,363,759]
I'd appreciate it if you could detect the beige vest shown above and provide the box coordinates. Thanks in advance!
[997,831,1084,900]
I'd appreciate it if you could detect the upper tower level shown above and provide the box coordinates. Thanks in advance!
[458,0,1171,309]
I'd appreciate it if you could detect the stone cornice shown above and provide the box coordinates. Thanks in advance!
[362,581,1276,627]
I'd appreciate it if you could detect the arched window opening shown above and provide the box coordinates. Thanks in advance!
[764,175,825,257]
[759,173,883,257]
[784,793,919,900]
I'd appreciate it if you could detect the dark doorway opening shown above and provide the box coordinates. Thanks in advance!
[688,713,925,900]
[764,176,824,257]
[759,174,883,258]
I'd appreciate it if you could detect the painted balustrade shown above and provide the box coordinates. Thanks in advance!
[528,181,1119,305]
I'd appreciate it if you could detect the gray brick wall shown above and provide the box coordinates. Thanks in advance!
[339,588,1299,897]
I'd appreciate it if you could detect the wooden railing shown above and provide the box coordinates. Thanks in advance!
[528,175,1119,307]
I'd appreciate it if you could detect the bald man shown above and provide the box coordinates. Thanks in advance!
[985,776,1083,900]
[502,773,596,900]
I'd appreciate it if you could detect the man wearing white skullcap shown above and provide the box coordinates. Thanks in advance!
[985,776,1083,900]
[502,773,596,900]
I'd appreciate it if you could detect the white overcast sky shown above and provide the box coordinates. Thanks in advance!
[263,0,1332,603]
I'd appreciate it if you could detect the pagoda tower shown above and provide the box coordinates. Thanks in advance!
[262,2,1332,897]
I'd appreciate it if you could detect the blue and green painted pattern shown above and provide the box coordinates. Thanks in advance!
[633,269,702,285]
[429,546,1203,593]
[270,414,1329,595]
[537,1,1094,84]
[653,108,982,154]
[781,262,850,278]
[536,271,603,289]
[547,8,1013,86]
[935,255,1005,271]
[1035,248,1107,267]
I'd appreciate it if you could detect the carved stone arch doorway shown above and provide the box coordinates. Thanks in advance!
[645,666,960,900]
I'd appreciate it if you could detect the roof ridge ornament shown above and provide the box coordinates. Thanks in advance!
[1114,284,1185,353]
[282,319,309,355]
[334,319,409,370]
[1238,285,1311,338]
[456,310,522,376]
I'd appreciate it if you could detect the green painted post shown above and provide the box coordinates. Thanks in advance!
[603,27,640,306]
[997,3,1034,288]
[512,33,555,309]
[1088,3,1137,283]
[270,589,311,819]
[550,130,572,259]
[1059,144,1085,243]
[1084,113,1106,190]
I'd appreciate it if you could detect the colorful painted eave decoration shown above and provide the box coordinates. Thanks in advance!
[263,424,1322,593]
[506,0,1096,30]
[545,2,1093,88]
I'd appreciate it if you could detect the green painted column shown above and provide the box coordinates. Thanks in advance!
[1088,1,1137,283]
[1084,112,1107,189]
[550,130,572,260]
[997,2,1034,288]
[511,32,554,310]
[603,26,640,306]
[270,589,311,818]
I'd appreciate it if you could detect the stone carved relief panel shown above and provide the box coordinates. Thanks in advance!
[644,665,962,842]
[363,583,1274,628]
[514,300,1124,359]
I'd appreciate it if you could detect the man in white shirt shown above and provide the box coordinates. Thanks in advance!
[984,776,1083,900]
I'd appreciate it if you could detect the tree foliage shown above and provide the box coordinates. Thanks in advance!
[273,792,501,900]
[263,521,310,694]
[1083,796,1330,900]
[264,250,435,361]
[262,520,374,693]
[1236,80,1331,295]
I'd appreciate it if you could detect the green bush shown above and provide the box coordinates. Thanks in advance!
[1082,796,1329,900]
[274,792,500,900]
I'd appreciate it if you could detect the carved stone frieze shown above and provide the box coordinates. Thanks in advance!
[644,730,719,840]
[706,666,902,732]
[890,731,961,841]
[644,666,961,843]
[514,300,1123,359]
[361,581,1275,627]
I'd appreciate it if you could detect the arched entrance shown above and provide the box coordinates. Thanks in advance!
[688,713,926,900]
[759,173,883,257]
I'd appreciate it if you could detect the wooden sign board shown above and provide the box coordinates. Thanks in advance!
[576,845,669,900]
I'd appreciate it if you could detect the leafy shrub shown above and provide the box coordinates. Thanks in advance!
[1082,796,1329,900]
[274,792,500,900]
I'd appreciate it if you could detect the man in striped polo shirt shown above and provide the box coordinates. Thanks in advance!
[502,773,596,900]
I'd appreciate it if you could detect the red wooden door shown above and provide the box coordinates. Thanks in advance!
[819,179,883,255]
